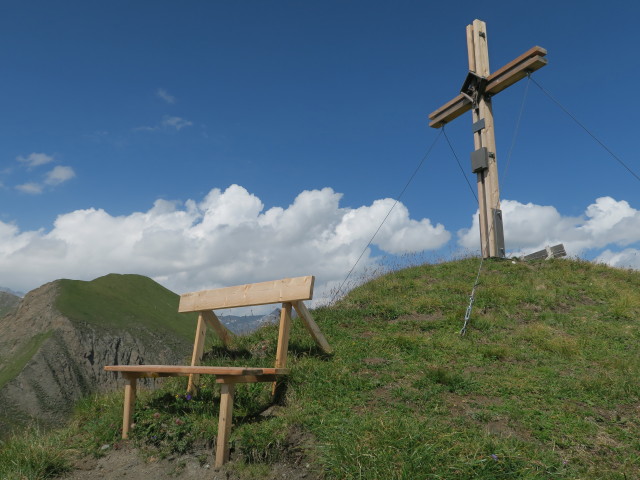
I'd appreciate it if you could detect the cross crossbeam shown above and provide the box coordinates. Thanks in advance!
[429,46,547,128]
[429,20,547,258]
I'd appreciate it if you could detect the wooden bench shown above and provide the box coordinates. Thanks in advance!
[105,275,331,467]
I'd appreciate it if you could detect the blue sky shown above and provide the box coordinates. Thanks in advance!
[1,1,639,301]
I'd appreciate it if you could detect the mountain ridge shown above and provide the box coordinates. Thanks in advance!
[0,274,202,435]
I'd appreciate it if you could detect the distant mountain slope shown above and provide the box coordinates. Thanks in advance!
[0,286,24,297]
[0,291,20,317]
[0,274,204,435]
[220,308,281,334]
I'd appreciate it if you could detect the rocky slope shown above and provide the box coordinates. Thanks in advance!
[0,275,199,435]
[0,290,20,317]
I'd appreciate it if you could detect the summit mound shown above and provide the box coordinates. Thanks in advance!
[2,258,640,479]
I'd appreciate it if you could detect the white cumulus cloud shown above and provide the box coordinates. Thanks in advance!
[14,165,75,193]
[16,182,44,195]
[134,115,193,132]
[45,166,76,186]
[595,249,640,270]
[0,185,451,300]
[156,88,176,104]
[162,115,192,131]
[17,153,54,168]
[458,196,640,256]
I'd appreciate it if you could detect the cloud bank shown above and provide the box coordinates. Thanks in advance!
[0,185,450,300]
[458,196,640,256]
[4,188,638,301]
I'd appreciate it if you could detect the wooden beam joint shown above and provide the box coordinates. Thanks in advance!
[429,46,547,128]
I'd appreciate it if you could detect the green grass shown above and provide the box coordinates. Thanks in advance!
[0,426,70,480]
[0,331,52,389]
[55,273,198,342]
[2,258,640,479]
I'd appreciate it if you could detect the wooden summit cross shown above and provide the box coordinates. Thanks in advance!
[429,19,547,258]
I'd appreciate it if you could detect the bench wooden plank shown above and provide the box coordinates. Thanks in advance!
[105,364,290,466]
[127,372,189,379]
[188,313,208,392]
[274,303,293,370]
[202,310,234,346]
[104,365,290,375]
[122,378,136,439]
[215,374,278,384]
[292,301,333,354]
[178,276,314,312]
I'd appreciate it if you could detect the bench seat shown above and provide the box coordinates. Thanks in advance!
[105,365,289,376]
[105,364,290,467]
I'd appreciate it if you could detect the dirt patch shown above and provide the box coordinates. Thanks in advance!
[463,366,485,374]
[442,392,503,415]
[354,370,382,384]
[483,418,534,442]
[392,313,443,323]
[63,441,322,480]
[362,357,388,366]
[441,393,536,443]
[370,383,400,404]
[522,303,543,313]
[580,295,598,306]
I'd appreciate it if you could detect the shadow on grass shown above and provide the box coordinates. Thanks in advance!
[288,342,333,361]
[202,346,253,361]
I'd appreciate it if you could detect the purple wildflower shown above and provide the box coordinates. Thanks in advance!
[491,454,498,461]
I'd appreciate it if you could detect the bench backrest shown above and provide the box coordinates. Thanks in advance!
[178,275,314,312]
[179,275,329,393]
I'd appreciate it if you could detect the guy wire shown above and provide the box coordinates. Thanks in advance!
[330,129,444,304]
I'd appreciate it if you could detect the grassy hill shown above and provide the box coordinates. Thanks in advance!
[2,258,639,479]
[0,274,198,395]
[56,273,198,342]
[0,274,201,438]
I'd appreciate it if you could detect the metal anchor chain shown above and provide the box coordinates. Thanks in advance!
[460,258,484,336]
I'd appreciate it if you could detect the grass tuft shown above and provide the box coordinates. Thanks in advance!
[0,427,70,480]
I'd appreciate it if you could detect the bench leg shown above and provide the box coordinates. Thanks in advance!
[215,383,235,467]
[273,302,292,395]
[122,376,137,439]
[187,312,207,394]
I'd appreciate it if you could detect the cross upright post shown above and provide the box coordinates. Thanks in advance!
[429,19,547,259]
